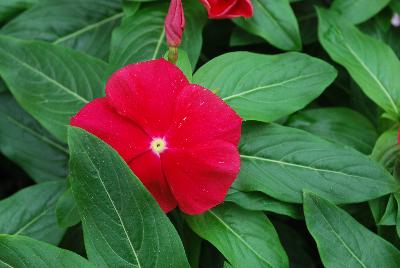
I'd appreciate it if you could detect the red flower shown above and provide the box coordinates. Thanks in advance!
[71,59,242,215]
[199,0,253,19]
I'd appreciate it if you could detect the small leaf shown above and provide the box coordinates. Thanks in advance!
[186,203,289,268]
[193,51,336,122]
[0,181,66,245]
[330,0,390,24]
[371,130,399,173]
[163,49,192,81]
[233,0,301,50]
[0,92,68,182]
[68,127,189,268]
[226,189,303,219]
[235,122,399,204]
[304,192,400,267]
[56,187,80,229]
[287,107,378,154]
[0,36,107,142]
[0,0,37,23]
[317,8,400,118]
[0,235,93,268]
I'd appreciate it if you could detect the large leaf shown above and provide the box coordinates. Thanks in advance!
[0,92,67,182]
[304,192,400,267]
[287,107,378,154]
[0,181,66,245]
[68,127,189,268]
[233,0,301,50]
[317,8,400,118]
[0,0,37,23]
[109,0,206,71]
[0,36,107,142]
[226,189,303,219]
[193,52,336,122]
[186,203,289,268]
[234,122,399,204]
[1,0,123,59]
[330,0,390,24]
[0,235,93,268]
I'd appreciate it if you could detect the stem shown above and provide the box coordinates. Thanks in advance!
[168,46,178,64]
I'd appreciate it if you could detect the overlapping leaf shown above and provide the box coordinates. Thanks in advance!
[304,192,400,267]
[0,36,107,142]
[235,122,399,204]
[68,127,189,268]
[193,52,336,122]
[330,0,390,24]
[0,181,66,245]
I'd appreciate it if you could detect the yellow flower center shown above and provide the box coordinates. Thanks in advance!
[151,138,166,154]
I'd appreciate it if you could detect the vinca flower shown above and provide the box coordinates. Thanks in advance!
[71,59,242,215]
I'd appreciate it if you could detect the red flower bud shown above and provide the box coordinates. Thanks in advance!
[165,0,185,47]
[199,0,253,19]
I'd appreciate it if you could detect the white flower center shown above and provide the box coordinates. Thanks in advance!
[150,138,166,155]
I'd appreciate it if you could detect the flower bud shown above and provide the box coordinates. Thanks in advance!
[165,0,185,47]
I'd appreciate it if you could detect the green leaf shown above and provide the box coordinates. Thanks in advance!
[68,127,189,268]
[371,130,399,173]
[287,107,378,154]
[0,92,68,182]
[163,49,193,81]
[0,0,37,23]
[226,189,303,219]
[1,0,123,59]
[317,8,400,118]
[229,27,264,47]
[56,187,80,229]
[109,0,206,71]
[0,181,66,245]
[370,194,398,226]
[304,192,400,267]
[0,234,93,268]
[330,0,390,24]
[0,36,107,142]
[235,122,399,204]
[193,52,336,122]
[186,203,289,268]
[233,0,301,50]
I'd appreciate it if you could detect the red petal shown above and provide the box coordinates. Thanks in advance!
[105,59,189,137]
[162,141,240,214]
[166,84,242,148]
[129,151,177,212]
[70,98,150,161]
[199,0,253,19]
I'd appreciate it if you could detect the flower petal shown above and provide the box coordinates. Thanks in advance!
[162,141,240,214]
[199,0,253,19]
[106,59,189,137]
[70,98,150,161]
[166,84,242,148]
[129,151,177,212]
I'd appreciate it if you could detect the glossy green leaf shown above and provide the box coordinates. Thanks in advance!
[68,127,189,268]
[370,194,398,226]
[371,130,399,173]
[233,0,301,50]
[235,122,399,204]
[56,187,80,229]
[0,235,93,268]
[287,107,378,154]
[0,0,37,23]
[226,189,303,219]
[109,0,206,70]
[0,181,66,245]
[317,8,400,118]
[193,52,336,122]
[304,192,400,267]
[0,36,107,142]
[1,0,123,59]
[330,0,390,24]
[186,203,289,268]
[0,92,68,182]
